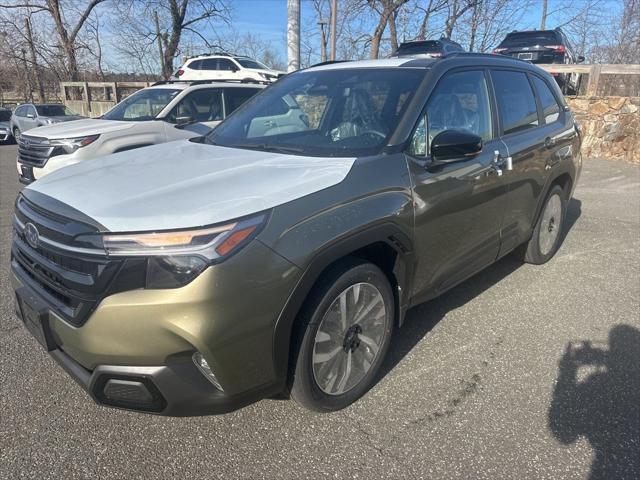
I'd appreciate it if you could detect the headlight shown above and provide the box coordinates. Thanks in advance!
[51,134,99,154]
[93,213,268,288]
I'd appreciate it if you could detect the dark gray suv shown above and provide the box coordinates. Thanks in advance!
[11,54,581,415]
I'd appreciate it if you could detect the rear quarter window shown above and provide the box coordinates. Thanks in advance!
[187,60,202,70]
[531,75,561,124]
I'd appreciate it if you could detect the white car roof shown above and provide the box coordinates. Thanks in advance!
[145,82,266,92]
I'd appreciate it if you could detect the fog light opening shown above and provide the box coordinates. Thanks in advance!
[193,352,224,391]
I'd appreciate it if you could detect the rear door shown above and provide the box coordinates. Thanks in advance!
[490,69,548,255]
[408,69,509,299]
[200,58,223,81]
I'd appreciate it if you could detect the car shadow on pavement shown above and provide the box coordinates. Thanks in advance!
[548,325,640,480]
[378,197,582,385]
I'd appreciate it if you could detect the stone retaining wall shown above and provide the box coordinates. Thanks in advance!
[567,97,639,163]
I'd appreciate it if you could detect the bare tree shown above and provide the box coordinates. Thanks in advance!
[0,0,109,80]
[443,0,477,39]
[367,0,409,58]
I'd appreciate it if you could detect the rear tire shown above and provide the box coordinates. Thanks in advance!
[289,258,394,413]
[521,185,567,265]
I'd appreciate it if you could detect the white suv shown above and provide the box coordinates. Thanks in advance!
[174,53,285,83]
[16,81,263,184]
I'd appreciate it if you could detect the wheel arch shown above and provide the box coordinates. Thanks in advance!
[531,169,575,234]
[271,223,414,388]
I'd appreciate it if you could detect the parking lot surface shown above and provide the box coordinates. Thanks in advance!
[1,144,638,479]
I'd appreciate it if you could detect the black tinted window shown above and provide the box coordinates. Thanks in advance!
[531,76,561,123]
[492,70,539,135]
[395,41,440,56]
[218,59,236,71]
[200,58,218,70]
[499,31,561,48]
[188,60,202,70]
[225,88,260,115]
[0,110,10,121]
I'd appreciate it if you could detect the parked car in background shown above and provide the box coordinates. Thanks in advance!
[174,52,286,83]
[391,38,465,58]
[16,81,264,184]
[493,28,584,94]
[0,107,12,143]
[10,54,581,416]
[10,103,84,140]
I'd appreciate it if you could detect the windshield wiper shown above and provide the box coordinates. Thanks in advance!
[230,143,306,154]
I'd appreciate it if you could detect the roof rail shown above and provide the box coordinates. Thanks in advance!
[444,51,534,65]
[305,60,350,69]
[186,51,240,60]
[151,78,270,87]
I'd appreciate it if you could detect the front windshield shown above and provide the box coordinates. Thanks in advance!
[36,105,77,116]
[102,88,180,121]
[207,68,424,157]
[235,58,269,70]
[0,110,11,122]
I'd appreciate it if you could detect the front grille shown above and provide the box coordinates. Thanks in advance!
[11,195,123,326]
[17,134,55,167]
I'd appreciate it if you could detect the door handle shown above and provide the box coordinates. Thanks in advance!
[491,150,513,176]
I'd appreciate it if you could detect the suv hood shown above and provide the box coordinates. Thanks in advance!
[0,121,9,129]
[26,118,134,139]
[27,140,356,232]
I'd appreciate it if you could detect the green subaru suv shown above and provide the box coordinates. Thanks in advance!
[11,54,581,415]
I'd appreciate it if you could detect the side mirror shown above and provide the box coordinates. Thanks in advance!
[230,65,239,72]
[431,130,483,164]
[175,115,194,126]
[577,55,585,63]
[26,113,35,119]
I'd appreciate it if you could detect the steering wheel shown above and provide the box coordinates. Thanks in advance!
[360,129,387,140]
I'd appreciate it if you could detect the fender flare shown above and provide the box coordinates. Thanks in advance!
[270,222,414,386]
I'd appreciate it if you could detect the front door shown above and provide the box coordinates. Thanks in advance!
[164,88,224,139]
[408,69,508,301]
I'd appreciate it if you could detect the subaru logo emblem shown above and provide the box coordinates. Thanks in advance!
[22,137,31,147]
[24,223,40,249]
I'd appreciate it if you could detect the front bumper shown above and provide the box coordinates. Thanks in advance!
[17,151,77,184]
[11,240,301,415]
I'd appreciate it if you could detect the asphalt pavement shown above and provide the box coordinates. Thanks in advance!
[1,144,638,480]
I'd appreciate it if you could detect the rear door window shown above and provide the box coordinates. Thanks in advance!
[224,88,260,116]
[531,75,561,124]
[200,58,218,71]
[492,70,539,135]
[218,59,236,71]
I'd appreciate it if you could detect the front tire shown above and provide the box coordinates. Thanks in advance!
[521,185,567,264]
[13,127,20,142]
[289,259,394,412]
